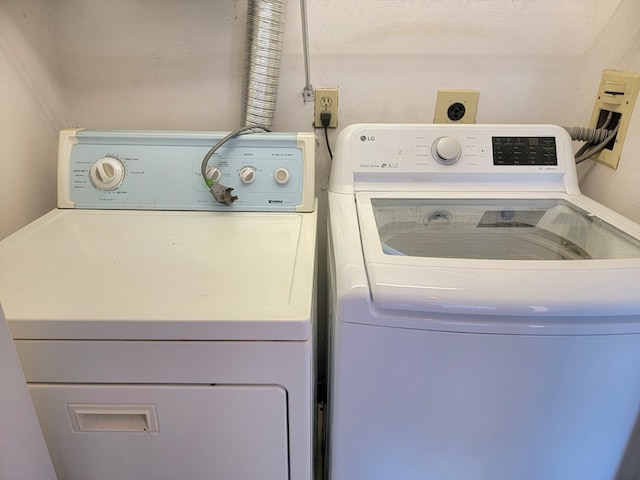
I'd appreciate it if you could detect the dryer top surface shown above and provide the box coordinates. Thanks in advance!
[0,208,317,341]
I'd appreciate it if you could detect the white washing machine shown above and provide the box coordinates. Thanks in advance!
[327,124,640,480]
[0,129,317,480]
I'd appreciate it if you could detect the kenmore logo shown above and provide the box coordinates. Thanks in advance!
[269,199,283,204]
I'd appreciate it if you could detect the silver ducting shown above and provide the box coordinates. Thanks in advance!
[241,0,287,128]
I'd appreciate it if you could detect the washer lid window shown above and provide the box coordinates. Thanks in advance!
[356,193,640,318]
[371,198,640,260]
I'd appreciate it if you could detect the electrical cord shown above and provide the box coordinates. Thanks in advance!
[201,124,271,204]
[320,111,333,160]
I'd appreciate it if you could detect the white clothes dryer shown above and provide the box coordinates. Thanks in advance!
[0,129,317,480]
[327,124,640,480]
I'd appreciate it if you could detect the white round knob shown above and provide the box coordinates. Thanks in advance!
[432,137,462,165]
[274,168,290,185]
[239,166,256,184]
[90,157,125,190]
[205,167,222,184]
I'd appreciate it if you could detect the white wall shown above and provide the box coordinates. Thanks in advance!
[575,0,640,221]
[0,0,68,239]
[1,0,638,241]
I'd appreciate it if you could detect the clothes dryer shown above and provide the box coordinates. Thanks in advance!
[327,124,640,480]
[0,129,317,480]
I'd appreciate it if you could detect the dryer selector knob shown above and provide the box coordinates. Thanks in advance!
[90,156,125,190]
[432,137,462,165]
[205,167,222,184]
[239,166,257,184]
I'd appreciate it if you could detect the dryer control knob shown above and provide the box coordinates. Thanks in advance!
[432,137,462,165]
[90,156,125,190]
[239,166,256,184]
[205,167,222,184]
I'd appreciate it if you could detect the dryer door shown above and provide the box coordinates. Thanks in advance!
[355,193,640,333]
[29,384,289,480]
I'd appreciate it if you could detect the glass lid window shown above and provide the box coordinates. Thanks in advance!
[371,199,640,260]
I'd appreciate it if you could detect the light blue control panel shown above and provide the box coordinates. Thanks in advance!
[59,129,315,212]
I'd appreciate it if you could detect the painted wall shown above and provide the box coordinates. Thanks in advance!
[0,0,68,239]
[574,0,640,221]
[1,0,639,241]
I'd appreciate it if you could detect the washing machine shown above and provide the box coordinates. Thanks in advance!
[327,124,640,480]
[0,128,317,480]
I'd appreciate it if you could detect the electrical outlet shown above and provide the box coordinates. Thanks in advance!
[314,88,338,128]
[433,90,480,123]
[588,70,640,169]
[434,89,479,124]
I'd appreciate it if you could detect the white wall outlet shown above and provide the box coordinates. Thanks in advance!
[588,70,640,169]
[314,88,338,128]
[434,89,480,124]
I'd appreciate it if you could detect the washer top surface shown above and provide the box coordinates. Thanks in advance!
[0,208,317,341]
[353,191,640,325]
[328,124,640,334]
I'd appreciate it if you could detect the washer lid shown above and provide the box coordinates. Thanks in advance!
[356,193,640,318]
[0,209,316,340]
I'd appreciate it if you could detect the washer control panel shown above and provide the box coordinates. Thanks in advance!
[348,126,564,173]
[59,129,315,212]
[329,124,577,194]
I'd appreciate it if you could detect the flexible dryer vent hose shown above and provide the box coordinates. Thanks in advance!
[241,0,287,128]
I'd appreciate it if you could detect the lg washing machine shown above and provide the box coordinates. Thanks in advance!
[327,124,640,480]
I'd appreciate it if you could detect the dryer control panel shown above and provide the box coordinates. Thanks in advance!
[58,129,315,212]
[329,124,578,194]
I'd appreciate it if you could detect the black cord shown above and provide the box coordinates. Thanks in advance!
[324,125,333,160]
[320,111,333,160]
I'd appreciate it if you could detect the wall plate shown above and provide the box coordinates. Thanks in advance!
[588,70,640,169]
[434,89,479,124]
[314,88,338,128]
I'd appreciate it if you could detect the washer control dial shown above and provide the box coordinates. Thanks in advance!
[432,137,462,165]
[239,166,257,184]
[90,156,125,190]
[274,167,290,185]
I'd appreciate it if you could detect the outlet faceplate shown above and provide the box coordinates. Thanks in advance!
[588,70,640,169]
[314,88,338,128]
[434,89,479,124]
